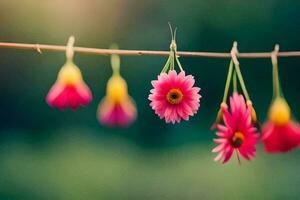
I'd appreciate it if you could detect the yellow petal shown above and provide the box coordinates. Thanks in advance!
[269,97,291,126]
[106,75,128,102]
[58,61,83,85]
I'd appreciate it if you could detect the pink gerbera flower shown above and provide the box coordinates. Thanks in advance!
[46,61,92,110]
[212,92,259,164]
[262,97,300,153]
[149,70,201,123]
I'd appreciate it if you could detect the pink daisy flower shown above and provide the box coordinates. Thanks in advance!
[149,70,201,123]
[46,62,92,110]
[212,92,259,164]
[262,98,300,153]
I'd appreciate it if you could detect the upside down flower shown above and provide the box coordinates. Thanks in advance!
[262,97,300,152]
[262,48,300,153]
[212,93,259,164]
[149,70,201,123]
[148,26,201,123]
[46,36,92,110]
[97,53,137,127]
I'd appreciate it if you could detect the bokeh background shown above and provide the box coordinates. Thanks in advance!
[1,0,300,199]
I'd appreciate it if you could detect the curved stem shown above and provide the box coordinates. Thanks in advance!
[222,60,234,103]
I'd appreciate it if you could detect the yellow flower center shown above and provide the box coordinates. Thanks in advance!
[231,132,245,148]
[166,89,183,105]
[58,62,82,85]
[107,75,128,102]
[269,98,290,126]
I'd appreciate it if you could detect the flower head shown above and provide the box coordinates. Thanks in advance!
[212,93,259,164]
[262,97,300,153]
[46,61,92,110]
[149,70,201,123]
[97,75,136,127]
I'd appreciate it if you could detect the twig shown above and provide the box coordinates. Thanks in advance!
[0,41,300,58]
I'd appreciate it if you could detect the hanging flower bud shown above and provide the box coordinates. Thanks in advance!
[97,52,137,127]
[262,47,300,153]
[247,100,257,124]
[46,36,92,110]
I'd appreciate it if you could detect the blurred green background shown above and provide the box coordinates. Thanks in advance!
[1,0,300,199]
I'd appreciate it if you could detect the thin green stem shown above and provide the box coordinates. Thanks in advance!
[234,63,250,101]
[272,62,281,98]
[160,56,171,74]
[233,70,237,92]
[222,60,234,103]
[170,51,175,70]
[175,54,184,72]
[111,54,120,76]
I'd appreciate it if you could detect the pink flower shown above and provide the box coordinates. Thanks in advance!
[212,93,259,164]
[98,97,136,127]
[97,75,137,127]
[148,70,201,123]
[46,62,92,110]
[262,98,300,153]
[262,121,300,153]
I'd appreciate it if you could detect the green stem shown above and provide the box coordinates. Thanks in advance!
[111,54,120,76]
[234,63,250,101]
[173,46,184,72]
[170,51,175,71]
[272,62,281,98]
[222,60,234,103]
[175,53,184,72]
[160,54,171,74]
[233,70,237,92]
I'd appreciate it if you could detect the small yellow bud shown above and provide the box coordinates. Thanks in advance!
[107,75,128,102]
[269,97,291,126]
[58,62,82,85]
[211,103,227,129]
[215,108,223,124]
[247,100,257,124]
[217,103,227,122]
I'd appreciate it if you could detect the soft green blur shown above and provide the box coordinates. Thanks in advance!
[0,0,300,199]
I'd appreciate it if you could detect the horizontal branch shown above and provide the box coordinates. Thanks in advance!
[0,42,300,58]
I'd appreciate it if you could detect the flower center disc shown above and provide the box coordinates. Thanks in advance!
[166,89,183,105]
[231,132,245,148]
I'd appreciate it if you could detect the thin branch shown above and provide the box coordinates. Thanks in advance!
[0,42,300,58]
